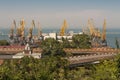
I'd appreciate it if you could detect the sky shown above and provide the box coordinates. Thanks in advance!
[0,0,120,29]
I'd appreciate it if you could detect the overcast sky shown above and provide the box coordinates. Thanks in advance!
[0,0,120,29]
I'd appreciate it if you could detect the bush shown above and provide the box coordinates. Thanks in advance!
[0,40,9,46]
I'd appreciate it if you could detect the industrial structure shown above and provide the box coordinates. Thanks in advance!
[9,19,42,47]
[0,19,118,66]
[83,18,107,47]
[8,19,107,48]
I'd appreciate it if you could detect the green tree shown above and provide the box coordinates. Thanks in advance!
[0,56,70,80]
[40,56,69,80]
[61,38,71,48]
[40,38,66,57]
[0,40,9,46]
[116,54,120,79]
[71,34,91,48]
[89,60,117,80]
[0,35,94,80]
[66,67,89,80]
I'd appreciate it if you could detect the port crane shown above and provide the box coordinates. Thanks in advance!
[28,20,35,39]
[101,19,107,46]
[37,22,42,36]
[59,19,68,36]
[88,19,101,38]
[15,19,25,38]
[20,19,25,38]
[87,19,107,47]
[9,20,17,39]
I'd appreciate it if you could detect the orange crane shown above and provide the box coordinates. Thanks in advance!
[59,19,68,36]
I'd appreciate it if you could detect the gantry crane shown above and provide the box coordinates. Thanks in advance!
[59,19,68,36]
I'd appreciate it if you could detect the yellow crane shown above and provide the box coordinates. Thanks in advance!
[20,19,25,38]
[10,20,17,38]
[37,22,42,36]
[101,19,107,41]
[88,19,96,37]
[28,20,35,38]
[10,20,16,35]
[88,19,102,38]
[59,19,68,36]
[13,20,16,29]
[16,27,21,36]
[96,29,101,38]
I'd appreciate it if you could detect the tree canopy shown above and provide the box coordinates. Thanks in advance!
[71,34,91,48]
[1,34,120,80]
[40,38,66,57]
